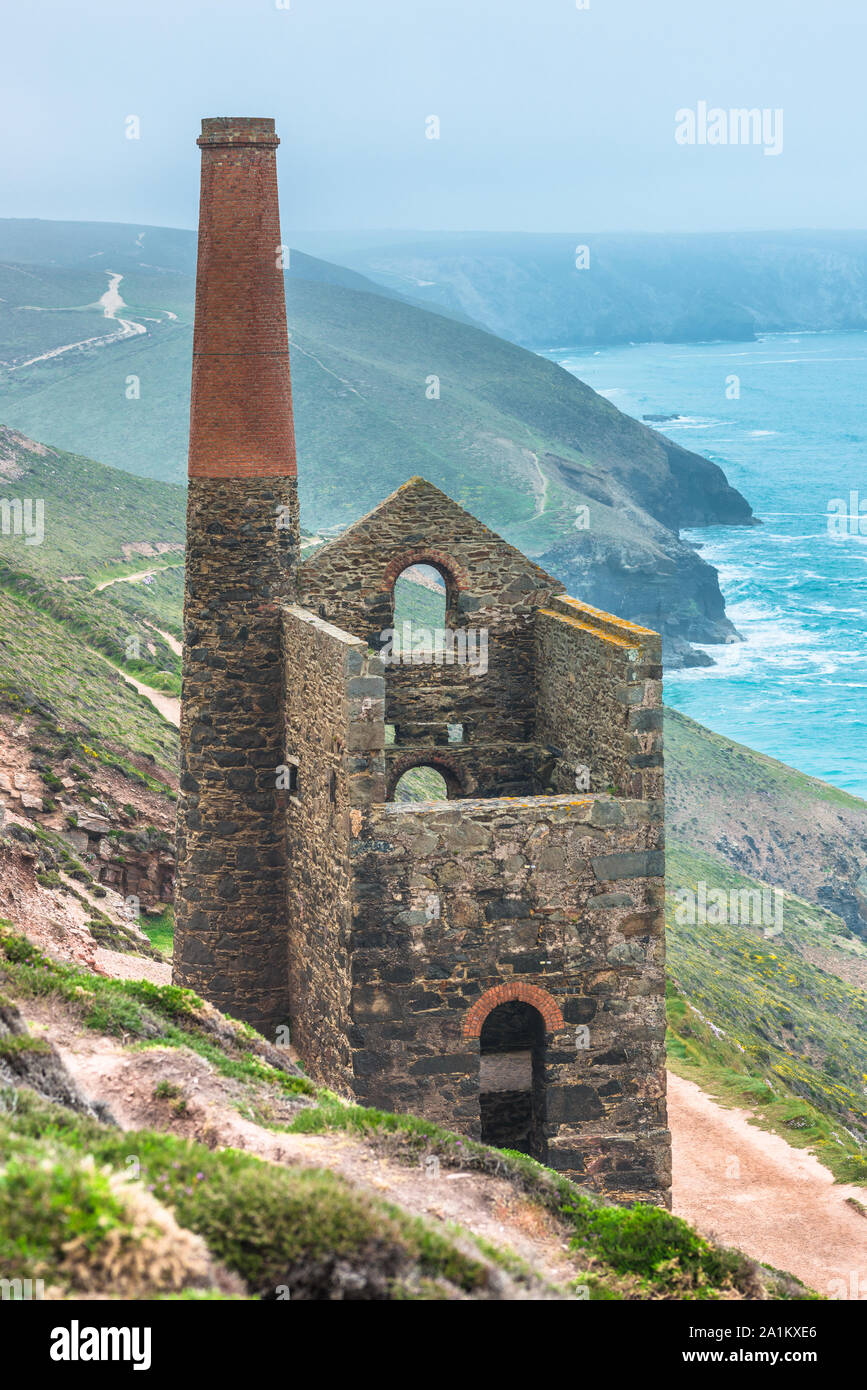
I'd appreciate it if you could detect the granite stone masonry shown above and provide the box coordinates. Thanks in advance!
[174,115,671,1207]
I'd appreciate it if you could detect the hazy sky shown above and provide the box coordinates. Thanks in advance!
[3,0,865,234]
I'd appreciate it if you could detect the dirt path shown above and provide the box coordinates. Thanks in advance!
[145,622,182,658]
[87,630,180,726]
[94,948,171,984]
[94,563,180,592]
[118,669,179,726]
[88,565,183,722]
[97,271,147,342]
[529,451,549,518]
[668,1071,867,1298]
[11,271,147,370]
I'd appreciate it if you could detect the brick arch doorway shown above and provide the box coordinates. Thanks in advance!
[464,982,563,1163]
[478,1000,548,1163]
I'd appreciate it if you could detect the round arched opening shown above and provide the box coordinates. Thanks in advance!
[392,766,450,803]
[392,564,448,661]
[479,1000,548,1162]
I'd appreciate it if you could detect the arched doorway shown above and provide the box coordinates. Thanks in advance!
[479,1000,548,1162]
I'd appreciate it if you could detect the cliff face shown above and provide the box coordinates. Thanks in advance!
[538,528,738,669]
[300,230,867,347]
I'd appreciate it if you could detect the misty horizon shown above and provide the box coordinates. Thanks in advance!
[3,0,865,234]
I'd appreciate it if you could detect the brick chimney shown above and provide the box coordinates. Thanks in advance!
[173,117,298,1039]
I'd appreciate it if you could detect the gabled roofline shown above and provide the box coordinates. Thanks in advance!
[300,474,564,592]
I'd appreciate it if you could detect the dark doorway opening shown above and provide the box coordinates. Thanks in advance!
[479,1000,547,1162]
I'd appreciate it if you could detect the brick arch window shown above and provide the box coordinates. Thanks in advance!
[381,548,470,628]
[387,751,474,802]
[462,981,565,1038]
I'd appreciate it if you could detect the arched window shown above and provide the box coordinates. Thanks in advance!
[392,766,449,803]
[392,564,447,663]
[479,1000,548,1162]
[380,548,469,641]
[388,755,468,802]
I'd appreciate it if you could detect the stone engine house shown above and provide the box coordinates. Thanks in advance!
[174,117,671,1207]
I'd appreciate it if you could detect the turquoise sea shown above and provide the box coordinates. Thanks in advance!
[545,333,867,800]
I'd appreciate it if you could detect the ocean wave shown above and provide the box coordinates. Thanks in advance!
[548,335,867,798]
[662,417,719,429]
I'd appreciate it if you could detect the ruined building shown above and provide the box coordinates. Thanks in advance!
[174,117,671,1206]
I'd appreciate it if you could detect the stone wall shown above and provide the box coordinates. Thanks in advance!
[535,597,663,801]
[384,741,538,801]
[174,476,298,1040]
[299,478,564,751]
[349,792,670,1205]
[282,603,385,1092]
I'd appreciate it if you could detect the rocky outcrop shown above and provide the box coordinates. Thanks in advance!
[65,818,174,910]
[538,529,740,669]
[0,708,175,958]
[0,1001,114,1120]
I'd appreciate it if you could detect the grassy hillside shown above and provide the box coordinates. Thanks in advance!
[0,926,810,1300]
[0,428,182,773]
[0,220,751,525]
[666,839,867,1182]
[0,425,184,581]
[0,220,754,660]
[0,587,176,771]
[666,707,867,932]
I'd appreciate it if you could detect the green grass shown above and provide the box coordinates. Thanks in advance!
[0,428,183,776]
[666,705,867,815]
[666,839,867,1182]
[0,1146,129,1274]
[0,925,313,1100]
[0,1033,50,1057]
[0,562,180,693]
[0,1089,493,1299]
[0,588,177,771]
[0,427,184,583]
[261,1087,805,1298]
[141,906,174,959]
[0,1081,805,1301]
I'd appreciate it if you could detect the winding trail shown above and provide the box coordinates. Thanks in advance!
[117,669,179,727]
[94,562,181,593]
[668,1071,867,1298]
[88,562,183,724]
[529,451,549,518]
[147,623,182,658]
[97,271,147,342]
[10,270,147,369]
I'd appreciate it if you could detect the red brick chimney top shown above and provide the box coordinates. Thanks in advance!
[188,116,297,479]
[197,117,280,149]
